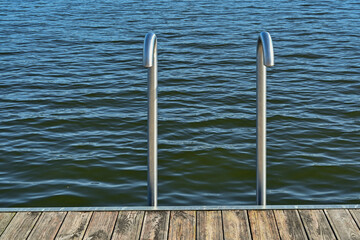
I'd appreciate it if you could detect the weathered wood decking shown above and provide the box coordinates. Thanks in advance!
[1,208,360,239]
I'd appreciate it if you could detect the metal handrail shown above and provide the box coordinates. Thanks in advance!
[143,31,274,207]
[143,32,158,207]
[256,32,274,206]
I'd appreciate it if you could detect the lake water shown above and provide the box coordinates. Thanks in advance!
[0,0,359,207]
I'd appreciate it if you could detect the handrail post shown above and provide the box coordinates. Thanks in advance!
[256,32,274,206]
[143,32,158,207]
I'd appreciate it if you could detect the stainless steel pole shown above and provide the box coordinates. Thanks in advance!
[143,32,158,207]
[256,32,274,206]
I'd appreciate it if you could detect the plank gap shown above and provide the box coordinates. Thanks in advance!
[0,212,16,237]
[138,211,146,240]
[27,212,43,239]
[28,212,67,240]
[139,211,146,240]
[273,210,308,240]
[246,210,254,240]
[222,210,252,240]
[296,210,310,240]
[300,209,336,240]
[220,211,225,240]
[272,210,282,239]
[53,211,69,240]
[0,212,41,239]
[81,211,94,240]
[322,209,338,239]
[349,209,360,230]
[248,210,280,240]
[55,211,93,240]
[167,211,172,240]
[109,211,120,240]
[325,209,360,239]
[297,210,311,240]
[140,211,170,240]
[112,211,144,240]
[83,211,118,240]
[195,210,198,240]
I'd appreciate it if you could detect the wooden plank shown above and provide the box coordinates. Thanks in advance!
[197,211,223,240]
[248,210,280,240]
[0,212,41,240]
[168,211,196,240]
[55,212,92,240]
[112,211,144,240]
[299,209,336,240]
[0,212,15,236]
[140,211,170,240]
[349,209,360,229]
[222,210,251,240]
[325,209,360,240]
[273,210,307,240]
[27,211,66,240]
[83,211,118,240]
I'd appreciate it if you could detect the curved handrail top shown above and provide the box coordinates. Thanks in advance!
[143,32,157,68]
[258,32,274,67]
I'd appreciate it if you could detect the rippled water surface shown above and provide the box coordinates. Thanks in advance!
[1,0,359,207]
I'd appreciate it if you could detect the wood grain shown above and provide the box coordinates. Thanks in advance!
[248,210,280,240]
[0,212,15,235]
[168,211,196,240]
[197,211,223,240]
[222,210,251,240]
[0,212,41,240]
[273,210,307,240]
[349,209,360,229]
[55,211,92,240]
[140,211,170,240]
[112,211,144,240]
[325,209,360,240]
[1,208,358,240]
[83,211,118,240]
[27,211,67,240]
[299,209,336,240]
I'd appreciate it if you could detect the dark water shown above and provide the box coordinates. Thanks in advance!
[0,0,359,207]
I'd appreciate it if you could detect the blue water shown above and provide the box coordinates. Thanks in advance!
[0,0,359,207]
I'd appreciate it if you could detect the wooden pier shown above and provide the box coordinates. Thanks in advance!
[1,208,360,239]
